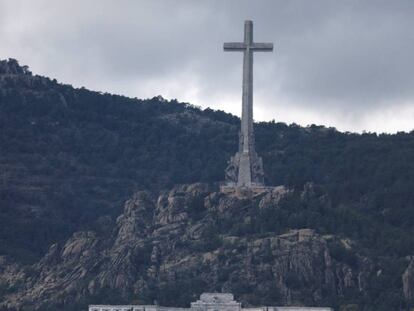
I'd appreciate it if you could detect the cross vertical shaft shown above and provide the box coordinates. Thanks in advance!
[223,20,273,188]
[242,21,253,155]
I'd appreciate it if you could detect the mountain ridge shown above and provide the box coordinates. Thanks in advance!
[1,58,414,310]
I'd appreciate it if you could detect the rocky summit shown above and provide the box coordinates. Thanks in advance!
[0,183,408,311]
[1,59,414,311]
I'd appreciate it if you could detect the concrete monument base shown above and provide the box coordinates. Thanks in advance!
[220,184,275,197]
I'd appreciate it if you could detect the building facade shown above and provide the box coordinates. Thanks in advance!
[89,293,333,311]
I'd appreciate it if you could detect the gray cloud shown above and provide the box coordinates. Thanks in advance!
[0,0,413,133]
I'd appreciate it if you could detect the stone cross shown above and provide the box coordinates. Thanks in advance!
[223,20,273,188]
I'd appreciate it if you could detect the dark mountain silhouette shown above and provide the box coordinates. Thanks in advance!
[1,58,414,311]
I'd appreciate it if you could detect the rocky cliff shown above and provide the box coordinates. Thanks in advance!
[0,183,395,311]
[2,59,414,311]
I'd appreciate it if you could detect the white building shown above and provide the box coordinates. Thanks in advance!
[89,293,333,311]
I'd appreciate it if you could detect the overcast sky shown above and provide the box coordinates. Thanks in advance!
[1,0,414,133]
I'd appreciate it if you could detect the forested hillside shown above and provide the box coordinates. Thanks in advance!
[1,59,414,310]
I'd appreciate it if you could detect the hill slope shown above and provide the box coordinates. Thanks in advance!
[1,59,414,310]
[0,183,413,311]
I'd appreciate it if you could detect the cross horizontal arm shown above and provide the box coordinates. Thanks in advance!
[251,43,273,51]
[224,42,246,51]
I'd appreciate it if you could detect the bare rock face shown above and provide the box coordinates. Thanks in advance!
[0,183,379,310]
[115,191,154,244]
[403,258,414,301]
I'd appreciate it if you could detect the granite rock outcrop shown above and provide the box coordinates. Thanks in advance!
[0,183,379,311]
